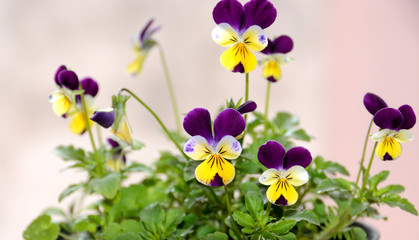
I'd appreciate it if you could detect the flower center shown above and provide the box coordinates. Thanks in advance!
[232,43,250,58]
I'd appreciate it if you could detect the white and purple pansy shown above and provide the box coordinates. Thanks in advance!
[211,0,277,73]
[258,140,312,206]
[183,108,245,187]
[364,93,416,160]
[260,35,294,82]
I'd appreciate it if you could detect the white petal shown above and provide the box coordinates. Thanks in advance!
[216,135,242,160]
[184,136,212,160]
[211,23,238,48]
[394,129,413,143]
[285,166,309,187]
[259,168,280,186]
[371,129,391,142]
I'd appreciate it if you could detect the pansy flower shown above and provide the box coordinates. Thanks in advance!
[127,19,160,75]
[260,35,293,82]
[258,140,312,206]
[183,108,245,186]
[49,66,78,117]
[211,0,277,73]
[364,93,416,160]
[106,138,126,172]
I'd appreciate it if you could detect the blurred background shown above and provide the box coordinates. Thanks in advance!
[1,0,418,239]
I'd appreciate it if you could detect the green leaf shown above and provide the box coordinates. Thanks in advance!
[184,160,199,182]
[382,194,418,216]
[235,160,262,174]
[52,145,86,161]
[131,139,145,150]
[369,170,389,189]
[245,192,264,222]
[164,209,184,236]
[196,225,216,238]
[317,178,351,193]
[274,112,299,130]
[116,232,142,240]
[350,227,367,240]
[376,184,405,196]
[239,182,261,197]
[23,215,59,240]
[58,184,83,202]
[277,232,297,240]
[140,203,165,234]
[121,219,141,233]
[349,199,368,216]
[232,211,256,228]
[265,220,296,235]
[74,217,96,233]
[125,162,153,174]
[287,129,311,141]
[89,173,120,199]
[322,161,350,176]
[282,210,320,225]
[103,223,121,240]
[202,232,229,240]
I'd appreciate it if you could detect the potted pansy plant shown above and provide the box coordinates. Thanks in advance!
[24,0,417,239]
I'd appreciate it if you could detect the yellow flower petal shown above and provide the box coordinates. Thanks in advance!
[262,60,281,81]
[216,135,242,160]
[220,43,257,73]
[376,137,402,160]
[69,112,93,135]
[266,179,298,206]
[195,154,235,187]
[49,91,72,116]
[127,51,147,75]
[184,136,212,160]
[106,158,123,172]
[242,25,267,52]
[111,115,132,145]
[212,23,239,47]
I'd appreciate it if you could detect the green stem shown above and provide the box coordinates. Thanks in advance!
[80,90,104,176]
[158,45,182,136]
[118,88,188,160]
[240,73,250,146]
[265,201,272,218]
[355,119,374,186]
[264,81,271,135]
[362,141,379,193]
[314,208,354,240]
[224,185,242,240]
[96,124,103,147]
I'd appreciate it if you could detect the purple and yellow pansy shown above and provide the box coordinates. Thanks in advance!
[260,35,293,82]
[127,19,160,76]
[211,0,277,73]
[258,140,312,206]
[364,93,416,161]
[106,138,126,172]
[183,108,245,187]
[49,66,99,135]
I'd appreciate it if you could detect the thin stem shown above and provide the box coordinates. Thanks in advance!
[362,141,379,192]
[158,44,182,136]
[241,73,250,146]
[80,91,104,176]
[264,81,271,135]
[224,185,242,240]
[118,88,188,160]
[96,124,103,147]
[265,201,272,218]
[208,187,222,206]
[355,119,374,186]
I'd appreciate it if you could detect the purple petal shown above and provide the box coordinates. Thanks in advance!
[257,140,285,170]
[81,78,99,97]
[273,35,293,54]
[398,105,416,130]
[213,0,245,31]
[232,62,245,73]
[140,18,160,46]
[236,100,257,114]
[209,173,224,187]
[107,138,120,149]
[267,76,276,82]
[58,70,79,90]
[275,195,288,206]
[363,93,388,115]
[91,109,115,128]
[282,147,312,170]
[54,65,67,86]
[213,108,245,142]
[261,38,275,54]
[243,0,277,30]
[373,107,403,130]
[183,108,213,142]
[140,19,154,43]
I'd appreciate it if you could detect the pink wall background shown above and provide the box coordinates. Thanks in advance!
[1,0,418,239]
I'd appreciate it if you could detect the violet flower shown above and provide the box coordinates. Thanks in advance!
[258,140,312,206]
[211,0,277,73]
[183,108,245,187]
[260,35,293,82]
